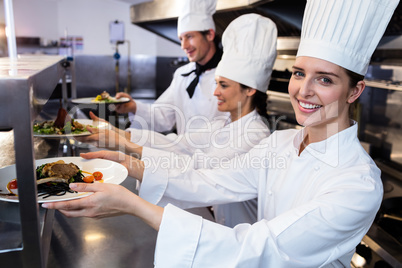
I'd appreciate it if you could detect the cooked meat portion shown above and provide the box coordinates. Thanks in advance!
[73,120,84,130]
[41,160,80,180]
[100,91,110,100]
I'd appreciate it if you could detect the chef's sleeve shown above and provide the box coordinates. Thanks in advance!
[139,145,264,208]
[154,171,382,267]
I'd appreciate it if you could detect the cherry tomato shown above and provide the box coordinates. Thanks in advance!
[83,175,94,183]
[93,171,103,181]
[9,179,18,189]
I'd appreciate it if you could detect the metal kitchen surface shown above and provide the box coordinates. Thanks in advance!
[0,55,65,268]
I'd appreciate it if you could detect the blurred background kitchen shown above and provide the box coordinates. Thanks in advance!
[1,0,402,267]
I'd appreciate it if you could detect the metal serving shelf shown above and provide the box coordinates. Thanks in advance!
[0,55,66,268]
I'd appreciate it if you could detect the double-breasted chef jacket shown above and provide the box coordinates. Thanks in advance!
[141,109,270,227]
[140,121,383,267]
[128,61,227,135]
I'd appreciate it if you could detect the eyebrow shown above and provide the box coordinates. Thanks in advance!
[292,65,340,78]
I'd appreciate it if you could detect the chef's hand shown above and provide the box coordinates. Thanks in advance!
[88,111,108,124]
[87,111,131,141]
[115,92,137,114]
[78,126,128,151]
[42,183,134,218]
[80,151,144,181]
[41,183,163,230]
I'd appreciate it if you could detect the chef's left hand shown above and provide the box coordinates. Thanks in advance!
[78,127,127,150]
[42,183,136,219]
[42,182,163,230]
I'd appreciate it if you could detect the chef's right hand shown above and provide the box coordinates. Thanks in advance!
[80,151,144,181]
[115,92,137,114]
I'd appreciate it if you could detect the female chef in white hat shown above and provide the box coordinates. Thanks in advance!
[78,14,277,227]
[43,0,399,266]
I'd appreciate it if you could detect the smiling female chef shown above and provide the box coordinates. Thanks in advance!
[43,0,399,266]
[79,14,277,228]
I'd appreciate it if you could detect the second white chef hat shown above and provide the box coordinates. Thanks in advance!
[297,0,399,76]
[215,14,278,92]
[177,0,217,35]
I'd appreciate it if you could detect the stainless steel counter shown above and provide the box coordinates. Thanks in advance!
[0,55,65,268]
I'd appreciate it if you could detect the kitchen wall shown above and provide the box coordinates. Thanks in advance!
[0,0,185,57]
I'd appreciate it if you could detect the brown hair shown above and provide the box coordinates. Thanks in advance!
[344,68,365,119]
[344,68,365,88]
[200,30,222,50]
[240,84,268,119]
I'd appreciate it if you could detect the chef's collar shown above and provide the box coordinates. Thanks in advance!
[293,121,358,167]
[182,48,223,98]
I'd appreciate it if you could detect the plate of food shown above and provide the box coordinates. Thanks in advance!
[33,119,108,138]
[71,91,130,104]
[0,157,128,203]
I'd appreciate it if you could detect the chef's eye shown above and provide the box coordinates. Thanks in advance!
[292,71,304,78]
[320,77,333,84]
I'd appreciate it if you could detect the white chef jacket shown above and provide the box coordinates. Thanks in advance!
[128,62,227,135]
[141,109,270,227]
[140,121,383,267]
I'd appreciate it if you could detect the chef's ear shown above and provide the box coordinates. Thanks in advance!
[347,80,365,104]
[205,29,215,42]
[246,88,257,97]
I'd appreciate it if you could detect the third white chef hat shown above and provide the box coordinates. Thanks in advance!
[297,0,399,76]
[177,0,217,35]
[215,14,277,92]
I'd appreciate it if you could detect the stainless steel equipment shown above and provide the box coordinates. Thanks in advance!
[129,0,402,45]
[0,55,66,268]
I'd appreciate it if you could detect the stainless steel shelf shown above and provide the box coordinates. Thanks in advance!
[365,80,402,91]
[0,55,65,268]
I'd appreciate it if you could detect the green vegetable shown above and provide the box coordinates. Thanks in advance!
[36,164,46,179]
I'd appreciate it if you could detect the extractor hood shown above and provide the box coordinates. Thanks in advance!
[130,0,305,44]
[130,0,402,57]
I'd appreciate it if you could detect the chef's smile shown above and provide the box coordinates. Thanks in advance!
[297,99,322,113]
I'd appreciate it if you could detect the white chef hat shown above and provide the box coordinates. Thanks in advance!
[215,14,277,92]
[297,0,399,76]
[177,0,217,35]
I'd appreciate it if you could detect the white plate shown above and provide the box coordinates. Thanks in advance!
[33,119,109,138]
[0,157,128,203]
[71,97,130,104]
